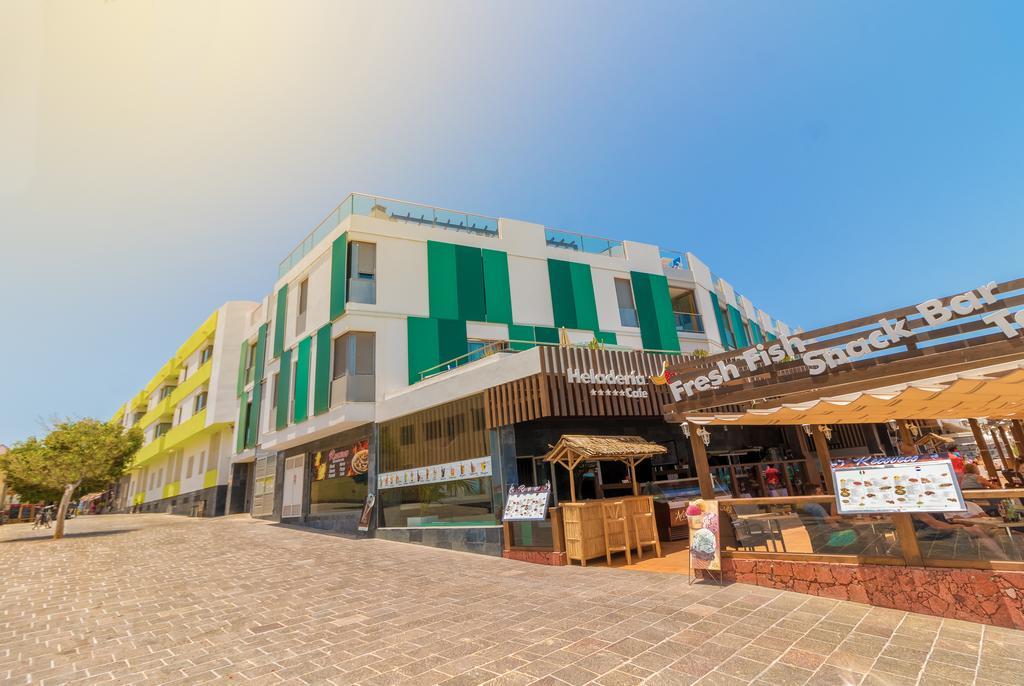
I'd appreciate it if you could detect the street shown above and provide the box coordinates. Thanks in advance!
[0,515,1020,685]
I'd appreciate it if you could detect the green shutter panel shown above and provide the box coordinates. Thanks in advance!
[313,324,332,416]
[427,241,460,320]
[568,263,600,331]
[630,272,680,352]
[236,340,248,397]
[275,348,292,430]
[329,233,348,320]
[273,284,288,358]
[728,306,750,348]
[765,331,778,342]
[709,292,734,350]
[749,321,764,344]
[407,316,441,384]
[455,245,486,321]
[437,318,468,363]
[482,249,513,324]
[246,381,262,448]
[292,336,311,423]
[253,323,268,382]
[547,260,577,328]
[508,324,536,351]
[235,390,249,453]
[534,326,560,345]
[594,331,618,345]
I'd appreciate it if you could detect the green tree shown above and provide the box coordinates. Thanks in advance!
[0,419,142,540]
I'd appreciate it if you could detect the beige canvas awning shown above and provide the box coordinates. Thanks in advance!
[682,361,1024,426]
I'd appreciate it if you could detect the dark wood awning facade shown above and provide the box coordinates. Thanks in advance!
[484,347,689,429]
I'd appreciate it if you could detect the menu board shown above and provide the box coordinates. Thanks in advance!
[503,484,551,521]
[312,440,369,481]
[831,455,967,515]
[378,457,492,490]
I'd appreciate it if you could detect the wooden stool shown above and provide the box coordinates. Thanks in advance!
[601,501,632,565]
[632,512,662,560]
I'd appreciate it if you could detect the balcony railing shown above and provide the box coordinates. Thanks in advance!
[544,228,625,258]
[660,249,690,271]
[278,193,499,277]
[674,311,704,334]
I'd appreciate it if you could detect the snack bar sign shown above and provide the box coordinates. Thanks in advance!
[830,455,966,515]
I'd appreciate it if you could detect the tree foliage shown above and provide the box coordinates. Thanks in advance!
[0,419,142,539]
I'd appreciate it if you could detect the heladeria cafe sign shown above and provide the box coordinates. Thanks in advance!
[667,281,1021,402]
[566,367,650,398]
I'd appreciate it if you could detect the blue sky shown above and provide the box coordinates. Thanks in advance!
[2,1,1023,442]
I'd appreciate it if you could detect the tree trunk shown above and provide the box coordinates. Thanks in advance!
[53,482,78,540]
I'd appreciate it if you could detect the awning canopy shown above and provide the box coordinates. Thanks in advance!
[681,361,1024,426]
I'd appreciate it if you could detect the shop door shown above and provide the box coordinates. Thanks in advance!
[281,455,305,518]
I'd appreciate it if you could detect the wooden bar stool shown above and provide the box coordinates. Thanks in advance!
[602,500,632,565]
[632,504,662,561]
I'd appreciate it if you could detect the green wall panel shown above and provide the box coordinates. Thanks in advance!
[273,284,288,358]
[253,323,268,382]
[749,321,764,344]
[329,233,348,320]
[292,337,311,423]
[548,260,577,328]
[235,390,249,453]
[455,245,486,321]
[569,262,600,331]
[275,348,292,430]
[313,324,332,416]
[630,272,680,352]
[406,317,468,384]
[427,241,459,320]
[236,340,248,397]
[437,318,469,368]
[482,249,513,324]
[534,326,560,345]
[728,305,750,348]
[246,380,262,448]
[594,331,618,345]
[766,331,778,342]
[709,292,734,350]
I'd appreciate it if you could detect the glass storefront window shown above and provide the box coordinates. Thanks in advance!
[309,439,370,514]
[380,476,496,527]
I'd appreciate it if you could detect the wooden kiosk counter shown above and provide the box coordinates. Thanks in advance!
[543,435,666,566]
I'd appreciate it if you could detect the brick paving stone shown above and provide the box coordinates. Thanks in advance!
[2,514,1021,685]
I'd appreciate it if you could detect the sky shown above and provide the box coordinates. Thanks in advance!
[2,1,1023,443]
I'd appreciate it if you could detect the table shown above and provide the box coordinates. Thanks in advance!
[949,516,1024,557]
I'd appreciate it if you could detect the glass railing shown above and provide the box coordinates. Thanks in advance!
[278,193,500,277]
[917,489,1024,563]
[674,311,704,334]
[660,249,690,271]
[544,228,625,258]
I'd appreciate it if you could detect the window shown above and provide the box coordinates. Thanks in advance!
[174,408,181,425]
[615,278,639,327]
[199,451,206,474]
[309,438,370,514]
[467,339,498,362]
[154,423,172,438]
[194,391,208,413]
[199,346,213,365]
[670,290,704,334]
[346,241,376,304]
[159,385,176,400]
[186,454,195,479]
[296,278,309,334]
[270,373,279,409]
[244,341,257,385]
[331,332,375,403]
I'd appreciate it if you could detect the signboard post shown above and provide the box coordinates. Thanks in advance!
[830,455,967,515]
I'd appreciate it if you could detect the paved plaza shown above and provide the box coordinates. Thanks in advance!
[1,515,1022,685]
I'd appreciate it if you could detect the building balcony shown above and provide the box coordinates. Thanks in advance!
[675,312,705,334]
[162,409,207,450]
[168,360,211,408]
[136,395,175,431]
[133,435,167,466]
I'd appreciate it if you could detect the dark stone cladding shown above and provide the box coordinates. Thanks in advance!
[129,485,227,517]
[374,526,504,557]
[283,510,371,538]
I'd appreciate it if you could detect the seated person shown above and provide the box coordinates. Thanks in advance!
[798,492,860,553]
[912,512,1007,560]
[961,463,999,515]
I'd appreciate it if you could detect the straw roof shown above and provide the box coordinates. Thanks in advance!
[543,435,667,461]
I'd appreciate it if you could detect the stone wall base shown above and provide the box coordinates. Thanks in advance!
[723,558,1024,629]
[376,526,503,557]
[503,549,567,565]
[131,486,227,517]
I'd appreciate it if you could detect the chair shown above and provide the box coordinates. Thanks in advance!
[732,518,771,551]
[601,501,632,565]
[632,500,662,561]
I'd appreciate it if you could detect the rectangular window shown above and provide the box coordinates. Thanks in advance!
[159,385,176,400]
[671,290,704,334]
[331,332,375,404]
[271,373,279,409]
[309,438,370,514]
[200,346,213,365]
[245,342,257,385]
[346,241,376,304]
[199,450,207,474]
[194,391,208,413]
[615,278,639,328]
[154,423,172,438]
[296,278,309,334]
[186,454,194,479]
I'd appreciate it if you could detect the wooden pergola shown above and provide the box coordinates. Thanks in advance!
[543,435,667,502]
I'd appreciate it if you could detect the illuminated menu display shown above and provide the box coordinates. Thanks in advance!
[831,455,966,515]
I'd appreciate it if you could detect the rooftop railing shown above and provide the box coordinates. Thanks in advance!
[544,228,625,258]
[660,249,690,271]
[278,193,499,277]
